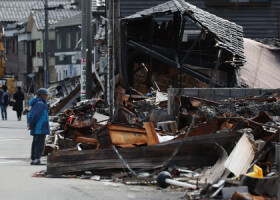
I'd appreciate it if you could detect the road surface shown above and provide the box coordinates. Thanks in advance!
[0,107,186,200]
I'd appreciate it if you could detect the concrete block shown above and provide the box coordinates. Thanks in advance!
[168,88,180,96]
[182,89,199,97]
[198,88,215,101]
[245,89,261,97]
[261,89,280,95]
[214,88,230,102]
[229,89,247,98]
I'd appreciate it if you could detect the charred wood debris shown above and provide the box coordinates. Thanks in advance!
[40,86,280,199]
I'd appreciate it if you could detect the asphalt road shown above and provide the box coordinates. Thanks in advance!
[0,107,186,200]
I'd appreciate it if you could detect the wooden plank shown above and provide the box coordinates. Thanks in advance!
[109,124,147,133]
[47,140,225,175]
[49,131,241,158]
[48,144,217,162]
[47,147,218,175]
[143,122,160,146]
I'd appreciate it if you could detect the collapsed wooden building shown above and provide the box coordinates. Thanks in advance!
[120,0,245,93]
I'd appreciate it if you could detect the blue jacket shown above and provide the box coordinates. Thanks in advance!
[27,97,50,135]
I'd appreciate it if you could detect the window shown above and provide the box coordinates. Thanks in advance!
[31,41,36,57]
[57,33,61,49]
[66,32,71,49]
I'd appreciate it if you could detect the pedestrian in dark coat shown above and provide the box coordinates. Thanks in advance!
[13,87,25,121]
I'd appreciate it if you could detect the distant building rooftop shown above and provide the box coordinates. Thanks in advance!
[0,0,75,22]
[31,9,80,30]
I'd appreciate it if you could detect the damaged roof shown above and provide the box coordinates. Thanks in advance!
[31,9,80,30]
[124,0,245,65]
[52,12,82,28]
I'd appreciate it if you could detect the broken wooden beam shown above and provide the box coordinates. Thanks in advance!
[47,140,220,175]
[47,132,242,175]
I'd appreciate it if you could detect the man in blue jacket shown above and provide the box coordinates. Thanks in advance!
[27,88,50,165]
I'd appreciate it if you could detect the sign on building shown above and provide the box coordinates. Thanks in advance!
[37,40,43,52]
[80,58,86,100]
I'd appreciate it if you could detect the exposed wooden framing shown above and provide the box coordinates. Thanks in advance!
[127,40,223,87]
[210,49,222,87]
[233,67,240,87]
[180,30,204,66]
[177,16,186,52]
[174,51,182,87]
[173,13,186,88]
[173,12,181,49]
[120,21,132,91]
[150,44,222,70]
[47,132,241,175]
[147,19,155,89]
[127,41,176,69]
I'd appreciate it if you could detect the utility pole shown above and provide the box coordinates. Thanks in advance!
[80,0,92,100]
[86,0,92,99]
[107,0,114,117]
[276,143,280,200]
[44,0,49,88]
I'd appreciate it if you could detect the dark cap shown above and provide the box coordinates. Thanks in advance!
[36,88,51,96]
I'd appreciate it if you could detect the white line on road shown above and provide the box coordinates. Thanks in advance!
[0,161,20,164]
[0,156,8,158]
[0,139,21,142]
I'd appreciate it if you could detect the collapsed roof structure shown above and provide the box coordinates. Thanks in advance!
[120,0,245,93]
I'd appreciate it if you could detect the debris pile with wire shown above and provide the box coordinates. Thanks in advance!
[45,91,280,199]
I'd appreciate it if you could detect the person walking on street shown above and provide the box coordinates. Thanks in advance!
[13,87,24,121]
[0,85,10,120]
[13,87,25,121]
[27,88,50,165]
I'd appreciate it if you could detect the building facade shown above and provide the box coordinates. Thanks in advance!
[53,13,82,82]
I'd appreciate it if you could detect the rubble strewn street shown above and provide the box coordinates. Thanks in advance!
[44,90,280,199]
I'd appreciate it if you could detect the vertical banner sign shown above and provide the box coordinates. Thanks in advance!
[80,58,87,100]
[37,40,43,52]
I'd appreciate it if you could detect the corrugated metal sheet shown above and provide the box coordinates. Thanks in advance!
[0,0,74,22]
[224,133,256,177]
[240,38,280,88]
[120,0,280,38]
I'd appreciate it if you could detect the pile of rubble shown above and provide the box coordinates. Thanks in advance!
[45,90,280,199]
